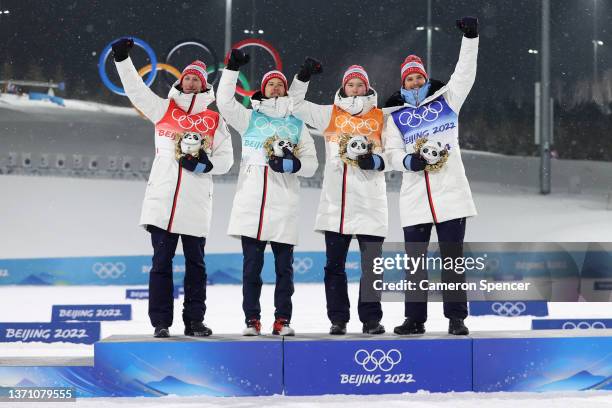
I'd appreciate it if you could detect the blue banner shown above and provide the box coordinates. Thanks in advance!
[283,335,472,395]
[0,323,100,344]
[473,334,612,391]
[125,288,180,299]
[0,246,610,288]
[0,252,361,286]
[532,319,612,330]
[51,305,132,322]
[93,336,283,396]
[0,366,101,398]
[469,301,549,317]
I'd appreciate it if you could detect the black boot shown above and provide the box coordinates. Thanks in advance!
[394,318,426,335]
[184,321,213,337]
[154,326,170,338]
[448,318,469,335]
[362,321,385,335]
[329,321,347,335]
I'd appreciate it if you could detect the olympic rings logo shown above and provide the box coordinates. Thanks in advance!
[397,101,444,128]
[98,37,157,96]
[561,321,607,330]
[254,116,299,139]
[171,109,218,133]
[92,262,126,279]
[98,37,279,104]
[334,115,380,136]
[354,349,402,372]
[223,38,283,97]
[491,301,527,316]
[292,257,313,275]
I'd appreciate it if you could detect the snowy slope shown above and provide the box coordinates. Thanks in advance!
[0,175,611,259]
[0,92,137,116]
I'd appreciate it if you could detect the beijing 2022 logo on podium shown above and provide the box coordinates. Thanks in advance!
[339,348,416,387]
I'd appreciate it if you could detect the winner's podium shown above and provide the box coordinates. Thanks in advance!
[94,335,283,396]
[283,333,472,394]
[0,330,611,397]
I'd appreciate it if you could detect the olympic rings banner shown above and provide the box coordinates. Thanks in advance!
[0,252,361,286]
[531,318,612,330]
[98,37,281,102]
[468,301,549,317]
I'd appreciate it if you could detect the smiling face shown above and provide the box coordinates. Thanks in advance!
[181,74,204,94]
[264,78,286,98]
[403,73,427,90]
[344,78,367,97]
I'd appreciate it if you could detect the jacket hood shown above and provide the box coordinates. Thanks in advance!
[333,87,378,116]
[168,81,215,113]
[384,79,446,108]
[250,91,292,118]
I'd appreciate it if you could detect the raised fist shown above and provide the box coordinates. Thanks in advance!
[456,16,478,39]
[111,38,134,62]
[226,48,250,71]
[297,57,323,82]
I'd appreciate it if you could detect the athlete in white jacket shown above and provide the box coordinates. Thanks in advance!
[289,61,390,335]
[383,17,479,336]
[217,49,317,336]
[112,38,233,338]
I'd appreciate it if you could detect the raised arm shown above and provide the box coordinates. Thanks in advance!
[112,38,168,123]
[445,17,479,113]
[288,57,333,133]
[216,49,253,134]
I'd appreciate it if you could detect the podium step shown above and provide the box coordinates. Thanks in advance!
[0,330,610,397]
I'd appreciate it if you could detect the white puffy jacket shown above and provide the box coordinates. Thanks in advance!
[115,57,233,237]
[384,36,478,227]
[217,69,318,245]
[289,79,390,238]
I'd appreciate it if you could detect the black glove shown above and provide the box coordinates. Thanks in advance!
[111,38,134,62]
[179,150,213,173]
[226,48,250,71]
[297,57,323,82]
[456,16,478,39]
[268,148,302,173]
[357,153,385,171]
[403,153,427,172]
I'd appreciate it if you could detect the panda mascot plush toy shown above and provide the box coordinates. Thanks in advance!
[175,132,211,160]
[264,136,298,159]
[413,137,449,172]
[338,134,372,166]
[272,139,295,157]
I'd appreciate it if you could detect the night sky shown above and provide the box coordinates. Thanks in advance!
[0,0,610,107]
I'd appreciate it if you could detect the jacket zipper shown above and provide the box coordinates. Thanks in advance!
[424,170,438,224]
[167,165,183,232]
[339,163,348,234]
[256,166,269,240]
[187,94,196,114]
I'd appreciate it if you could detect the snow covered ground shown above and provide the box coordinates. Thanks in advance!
[1,284,612,357]
[0,284,611,407]
[0,92,138,116]
[1,175,611,260]
[8,390,612,408]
